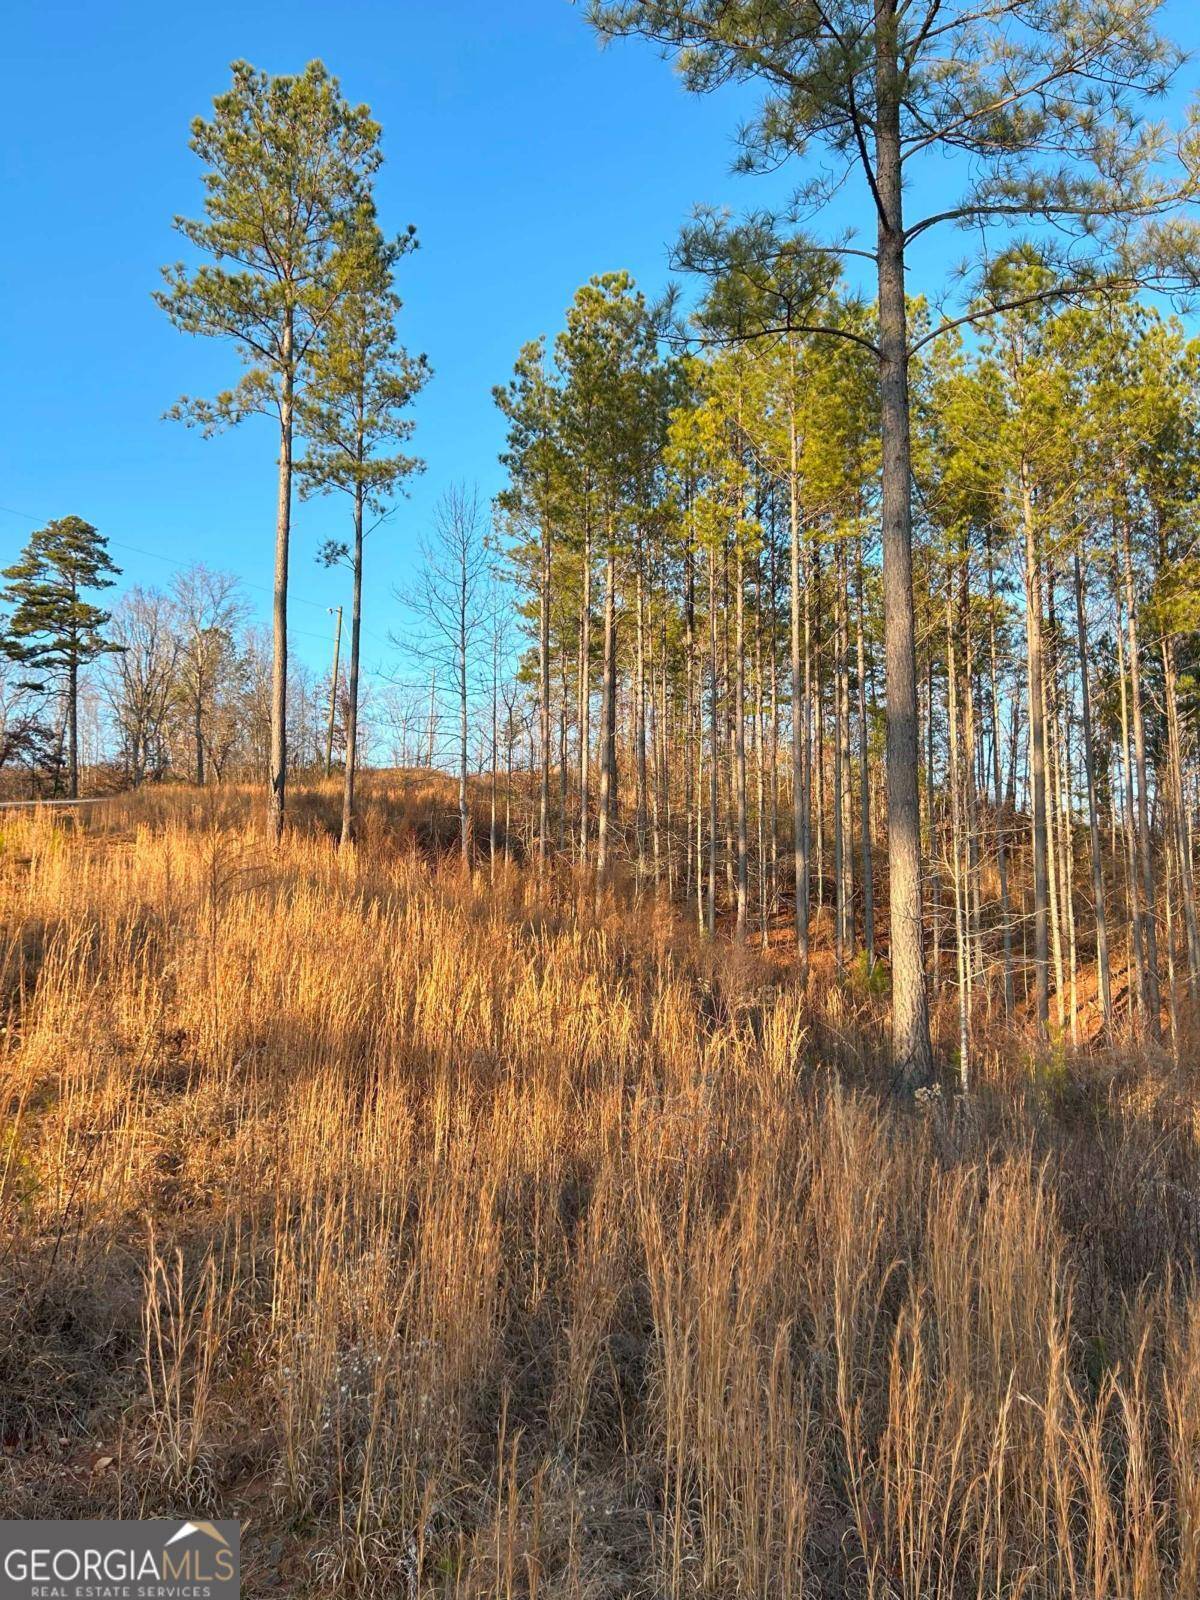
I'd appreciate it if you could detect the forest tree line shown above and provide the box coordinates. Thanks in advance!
[493,268,1200,1076]
[557,0,1200,1085]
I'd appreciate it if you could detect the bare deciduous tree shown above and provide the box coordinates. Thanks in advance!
[170,566,249,786]
[105,587,179,783]
[397,485,493,864]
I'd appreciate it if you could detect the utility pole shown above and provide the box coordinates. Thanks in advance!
[426,672,437,769]
[325,605,343,778]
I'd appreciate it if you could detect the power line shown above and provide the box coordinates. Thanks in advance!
[0,502,405,681]
[0,502,348,615]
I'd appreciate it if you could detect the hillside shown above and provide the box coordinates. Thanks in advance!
[2,782,1199,1598]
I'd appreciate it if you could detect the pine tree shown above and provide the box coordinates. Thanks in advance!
[1,517,121,799]
[156,59,384,841]
[298,214,429,847]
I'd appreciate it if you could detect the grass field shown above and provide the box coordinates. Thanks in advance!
[2,778,1200,1597]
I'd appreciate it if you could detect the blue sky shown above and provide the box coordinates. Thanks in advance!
[3,0,1198,688]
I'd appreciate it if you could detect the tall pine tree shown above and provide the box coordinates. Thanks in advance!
[157,59,384,841]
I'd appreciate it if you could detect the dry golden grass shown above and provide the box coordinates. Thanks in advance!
[3,777,1200,1597]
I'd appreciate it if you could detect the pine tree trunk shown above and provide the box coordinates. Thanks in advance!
[722,553,735,904]
[946,589,969,1088]
[1162,635,1200,999]
[833,543,845,970]
[269,322,294,844]
[857,531,875,966]
[459,557,470,868]
[67,660,79,800]
[1164,843,1180,1055]
[538,518,551,873]
[814,546,826,938]
[596,548,617,894]
[685,540,698,916]
[961,557,983,988]
[768,534,780,926]
[839,545,854,961]
[1115,565,1147,1031]
[1121,520,1160,1036]
[559,648,569,853]
[1044,643,1066,1032]
[790,399,810,971]
[874,21,933,1086]
[802,534,813,965]
[579,522,592,862]
[1021,468,1050,1035]
[756,617,767,947]
[657,625,669,888]
[734,540,748,940]
[491,644,500,875]
[1072,551,1111,1036]
[707,539,719,936]
[927,657,940,997]
[635,551,648,879]
[340,483,364,847]
[1061,707,1079,1045]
